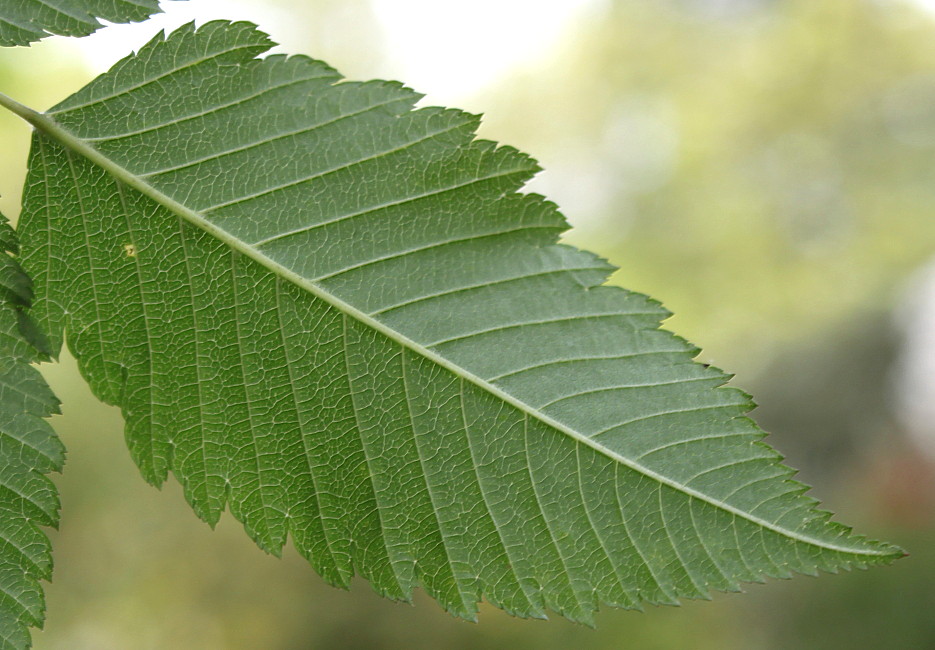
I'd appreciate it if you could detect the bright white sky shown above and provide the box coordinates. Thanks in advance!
[70,0,603,104]
[369,0,600,98]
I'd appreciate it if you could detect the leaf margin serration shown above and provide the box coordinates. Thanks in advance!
[0,211,63,650]
[7,20,904,625]
[0,0,180,48]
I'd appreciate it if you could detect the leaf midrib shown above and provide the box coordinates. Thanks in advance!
[0,92,893,558]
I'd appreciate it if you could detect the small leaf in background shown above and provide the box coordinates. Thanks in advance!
[0,214,63,650]
[0,0,175,48]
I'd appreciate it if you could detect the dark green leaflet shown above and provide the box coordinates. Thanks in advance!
[0,214,62,650]
[0,0,171,47]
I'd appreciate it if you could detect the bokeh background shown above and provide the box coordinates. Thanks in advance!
[2,0,934,647]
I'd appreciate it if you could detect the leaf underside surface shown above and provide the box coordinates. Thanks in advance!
[16,21,901,623]
[0,214,62,650]
[0,0,171,47]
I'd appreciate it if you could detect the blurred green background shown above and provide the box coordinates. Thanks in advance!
[2,0,935,647]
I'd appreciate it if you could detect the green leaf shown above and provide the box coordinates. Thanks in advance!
[0,0,175,47]
[13,21,901,623]
[0,214,62,650]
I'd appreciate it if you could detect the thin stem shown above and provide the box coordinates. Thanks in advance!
[0,91,46,128]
